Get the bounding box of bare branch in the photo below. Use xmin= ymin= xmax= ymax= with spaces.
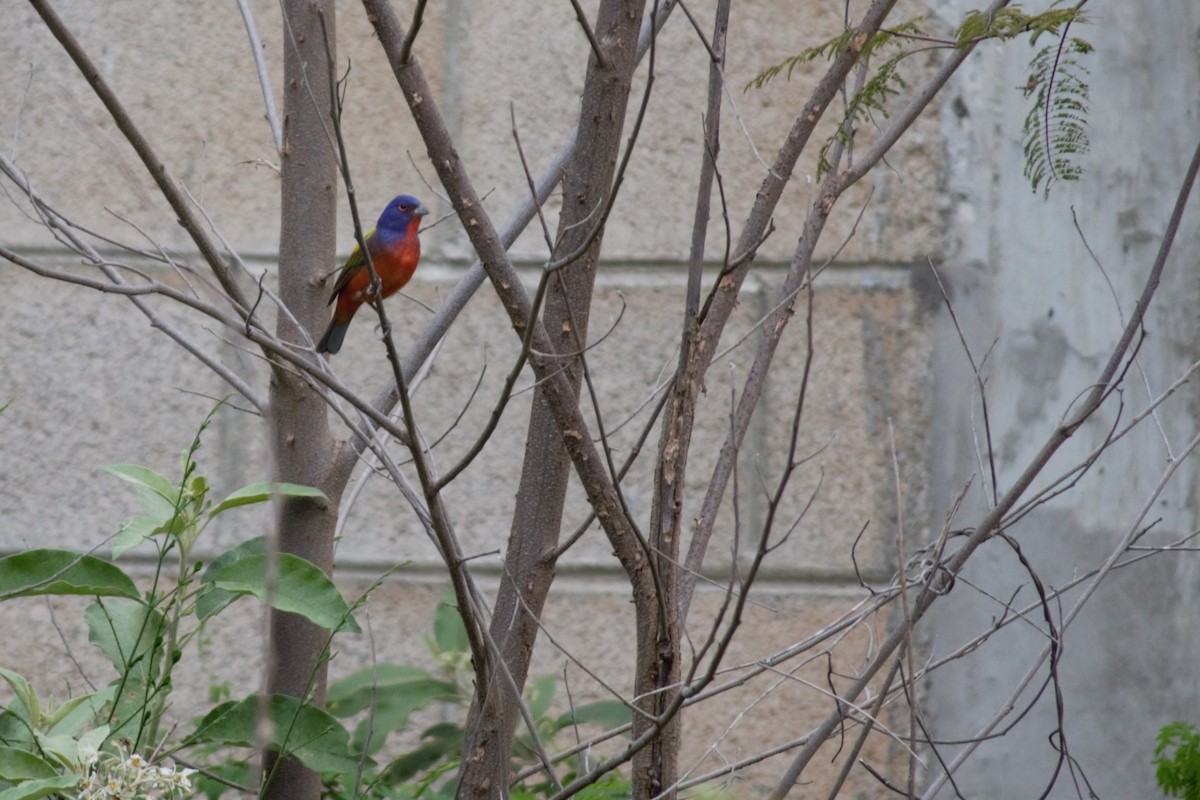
xmin=768 ymin=134 xmax=1200 ymax=800
xmin=398 ymin=0 xmax=427 ymax=64
xmin=567 ymin=0 xmax=608 ymax=69
xmin=29 ymin=0 xmax=257 ymax=324
xmin=0 ymin=158 xmax=267 ymax=411
xmin=235 ymin=0 xmax=284 ymax=152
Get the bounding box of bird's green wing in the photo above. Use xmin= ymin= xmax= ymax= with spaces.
xmin=326 ymin=228 xmax=375 ymax=303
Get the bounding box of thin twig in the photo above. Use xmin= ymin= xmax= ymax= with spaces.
xmin=235 ymin=0 xmax=283 ymax=152
xmin=398 ymin=0 xmax=427 ymax=63
xmin=568 ymin=0 xmax=608 ymax=68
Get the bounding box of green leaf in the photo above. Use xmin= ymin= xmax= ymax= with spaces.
xmin=85 ymin=598 xmax=163 ymax=677
xmin=0 ymin=775 xmax=81 ymax=800
xmin=380 ymin=722 xmax=461 ymax=783
xmin=328 ymin=665 xmax=458 ymax=754
xmin=0 ymin=550 xmax=139 ymax=601
xmin=41 ymin=691 xmax=110 ymax=742
xmin=526 ymin=675 xmax=556 ymax=721
xmin=29 ymin=733 xmax=79 ymax=770
xmin=137 ymin=484 xmax=182 ymax=521
xmin=194 ymin=761 xmax=251 ymax=800
xmin=0 ymin=747 xmax=57 ymax=781
xmin=0 ymin=669 xmax=41 ymax=730
xmin=186 ymin=694 xmax=361 ymax=775
xmin=105 ymin=465 xmax=180 ymax=504
xmin=195 ymin=538 xmax=266 ymax=621
xmin=0 ymin=711 xmax=32 ymax=750
xmin=206 ymin=553 xmax=360 ymax=633
xmin=41 ymin=694 xmax=100 ymax=736
xmin=111 ymin=514 xmax=165 ymax=559
xmin=553 ymin=700 xmax=632 ymax=733
xmin=1020 ymin=36 xmax=1092 ymax=197
xmin=328 ymin=665 xmax=456 ymax=716
xmin=209 ymin=482 xmax=326 ymax=517
xmin=85 ymin=599 xmax=163 ymax=738
xmin=432 ymin=594 xmax=469 ymax=655
xmin=1154 ymin=721 xmax=1200 ymax=798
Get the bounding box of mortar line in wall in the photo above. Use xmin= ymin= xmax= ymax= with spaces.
xmin=0 ymin=243 xmax=925 ymax=276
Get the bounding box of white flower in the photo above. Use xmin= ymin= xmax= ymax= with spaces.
xmin=78 ymin=743 xmax=101 ymax=768
xmin=168 ymin=766 xmax=197 ymax=790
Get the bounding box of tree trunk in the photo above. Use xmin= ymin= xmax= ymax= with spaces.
xmin=263 ymin=2 xmax=340 ymax=798
xmin=456 ymin=1 xmax=650 ymax=797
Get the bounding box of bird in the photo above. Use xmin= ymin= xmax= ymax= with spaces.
xmin=316 ymin=194 xmax=429 ymax=355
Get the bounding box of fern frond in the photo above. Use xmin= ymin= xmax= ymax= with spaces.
xmin=816 ymin=51 xmax=911 ymax=178
xmin=956 ymin=4 xmax=1083 ymax=47
xmin=1021 ymin=35 xmax=1092 ymax=197
xmin=746 ymin=18 xmax=926 ymax=92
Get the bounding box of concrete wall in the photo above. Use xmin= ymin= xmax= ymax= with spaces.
xmin=1 ymin=0 xmax=1197 ymax=797
xmin=926 ymin=1 xmax=1200 ymax=796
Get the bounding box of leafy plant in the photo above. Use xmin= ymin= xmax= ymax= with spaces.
xmin=747 ymin=3 xmax=1092 ymax=191
xmin=1021 ymin=35 xmax=1092 ymax=197
xmin=955 ymin=4 xmax=1082 ymax=46
xmin=0 ymin=403 xmax=634 ymax=799
xmin=1155 ymin=722 xmax=1200 ymax=800
xmin=318 ymin=592 xmax=634 ymax=799
xmin=0 ymin=404 xmax=350 ymax=798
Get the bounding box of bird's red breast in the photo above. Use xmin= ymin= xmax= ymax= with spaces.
xmin=331 ymin=219 xmax=422 ymax=324
xmin=316 ymin=193 xmax=428 ymax=355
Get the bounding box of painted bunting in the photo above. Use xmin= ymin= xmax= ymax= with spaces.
xmin=316 ymin=194 xmax=430 ymax=354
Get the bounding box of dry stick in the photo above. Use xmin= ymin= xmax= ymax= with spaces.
xmin=397 ymin=0 xmax=426 ymax=64
xmin=568 ymin=0 xmax=608 ymax=68
xmin=680 ymin=0 xmax=1013 ymax=625
xmin=0 ymin=176 xmax=422 ymax=462
xmin=371 ymin=383 xmax=571 ymax=800
xmin=691 ymin=271 xmax=818 ymax=686
xmin=661 ymin=0 xmax=903 ymax=624
xmin=921 ymin=391 xmax=1200 ymax=796
xmin=767 ymin=135 xmax=1200 ymax=800
xmin=557 ymin=287 xmax=825 ymax=799
xmin=0 ymin=162 xmax=267 ymax=411
xmin=314 ymin=29 xmax=544 ymax=782
xmin=427 ymin=109 xmax=560 ymax=492
xmin=889 ymin=420 xmax=921 ymax=797
xmin=360 ymin=0 xmax=648 ymax=588
xmin=678 ymin=115 xmax=861 ymax=620
xmin=1004 ymin=355 xmax=1200 ymax=522
xmin=661 ymin=0 xmax=731 ymax=624
xmin=526 ymin=513 xmax=1197 ymax=793
xmin=529 ymin=0 xmax=676 ymax=786
xmin=692 ymin=0 xmax=903 ymax=339
xmin=1072 ymin=208 xmax=1175 ymax=457
xmin=29 ymin=0 xmax=256 ymax=323
xmin=179 ymin=183 xmax=314 ymax=351
xmin=235 ymin=0 xmax=283 ymax=152
xmin=355 ymin=2 xmax=676 ymax=400
xmin=340 ymin=1 xmax=680 ymax=484
xmin=927 ymin=260 xmax=1001 ymax=505
xmin=362 ymin=4 xmax=686 ymax=794
xmin=0 ymin=228 xmax=428 ymax=451
xmin=15 ymin=1 xmax=580 ymax=478
xmin=553 ymin=387 xmax=674 ymax=559
xmin=314 ymin=20 xmax=509 ymax=749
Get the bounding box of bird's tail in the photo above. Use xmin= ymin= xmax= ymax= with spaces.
xmin=317 ymin=320 xmax=350 ymax=355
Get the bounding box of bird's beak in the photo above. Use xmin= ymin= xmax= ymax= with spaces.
xmin=414 ymin=203 xmax=430 ymax=218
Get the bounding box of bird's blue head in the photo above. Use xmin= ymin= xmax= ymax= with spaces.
xmin=376 ymin=194 xmax=429 ymax=233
